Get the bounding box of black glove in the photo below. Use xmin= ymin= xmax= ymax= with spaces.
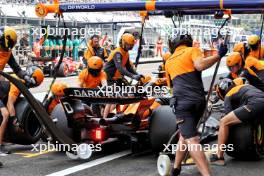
xmin=218 ymin=44 xmax=228 ymax=58
xmin=24 ymin=75 xmax=36 ymax=87
xmin=139 ymin=74 xmax=145 ymax=79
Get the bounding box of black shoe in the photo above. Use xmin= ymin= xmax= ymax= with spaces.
xmin=0 ymin=145 xmax=11 ymax=155
xmin=210 ymin=154 xmax=225 ymax=166
xmin=0 ymin=162 xmax=3 ymax=167
xmin=170 ymin=167 xmax=181 ymax=176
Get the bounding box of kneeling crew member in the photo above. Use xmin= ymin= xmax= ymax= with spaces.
xmin=226 ymin=49 xmax=264 ymax=91
xmin=79 ymin=56 xmax=108 ymax=118
xmin=46 ymin=82 xmax=68 ymax=115
xmin=165 ymin=34 xmax=228 ymax=176
xmin=7 ymin=66 xmax=44 ymax=126
xmin=210 ymin=78 xmax=264 ymax=165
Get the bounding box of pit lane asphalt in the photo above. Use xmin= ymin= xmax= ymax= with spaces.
xmin=2 ymin=140 xmax=264 ymax=176
xmin=3 ymin=61 xmax=263 ymax=176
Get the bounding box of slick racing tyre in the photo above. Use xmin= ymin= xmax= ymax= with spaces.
xmin=226 ymin=118 xmax=264 ymax=159
xmin=50 ymin=104 xmax=75 ymax=141
xmin=149 ymin=106 xmax=178 ymax=153
xmin=3 ymin=97 xmax=42 ymax=145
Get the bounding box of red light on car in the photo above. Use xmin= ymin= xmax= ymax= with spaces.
xmin=95 ymin=128 xmax=103 ymax=141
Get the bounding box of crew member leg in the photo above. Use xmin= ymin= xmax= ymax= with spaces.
xmin=187 ymin=136 xmax=211 ymax=176
xmin=173 ymin=135 xmax=187 ymax=170
xmin=210 ymin=106 xmax=247 ymax=165
xmin=218 ymin=112 xmax=241 ymax=157
xmin=0 ymin=107 xmax=10 ymax=154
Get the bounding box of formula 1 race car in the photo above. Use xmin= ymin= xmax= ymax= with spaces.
xmin=31 ymin=56 xmax=83 ymax=77
xmin=1 ymin=67 xmax=263 ymax=161
xmin=2 ymin=83 xmax=263 ymax=161
xmin=48 ymin=76 xmax=170 ymax=155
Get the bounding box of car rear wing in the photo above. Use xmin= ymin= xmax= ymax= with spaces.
xmin=63 ymin=88 xmax=146 ymax=105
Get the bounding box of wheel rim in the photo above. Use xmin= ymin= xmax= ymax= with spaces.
xmin=77 ymin=143 xmax=92 ymax=160
xmin=66 ymin=151 xmax=79 ymax=160
xmin=255 ymin=122 xmax=264 ymax=155
xmin=257 ymin=124 xmax=263 ymax=145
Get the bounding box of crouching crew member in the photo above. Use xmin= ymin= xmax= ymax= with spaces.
xmin=226 ymin=50 xmax=264 ymax=91
xmin=46 ymin=82 xmax=68 ymax=115
xmin=165 ymin=33 xmax=228 ymax=176
xmin=210 ymin=78 xmax=264 ymax=165
xmin=79 ymin=56 xmax=107 ymax=88
xmin=79 ymin=56 xmax=108 ymax=118
xmin=7 ymin=66 xmax=44 ymax=128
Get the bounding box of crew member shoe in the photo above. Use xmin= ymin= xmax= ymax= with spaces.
xmin=0 ymin=145 xmax=11 ymax=155
xmin=210 ymin=154 xmax=225 ymax=166
xmin=170 ymin=167 xmax=181 ymax=176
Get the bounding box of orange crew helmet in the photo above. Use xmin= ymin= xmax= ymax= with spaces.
xmin=233 ymin=42 xmax=245 ymax=54
xmin=26 ymin=66 xmax=44 ymax=86
xmin=0 ymin=26 xmax=17 ymax=51
xmin=247 ymin=35 xmax=260 ymax=46
xmin=87 ymin=56 xmax=104 ymax=77
xmin=88 ymin=56 xmax=104 ymax=70
xmin=122 ymin=33 xmax=135 ymax=45
xmin=51 ymin=82 xmax=68 ymax=96
xmin=226 ymin=52 xmax=243 ymax=68
xmin=120 ymin=33 xmax=135 ymax=51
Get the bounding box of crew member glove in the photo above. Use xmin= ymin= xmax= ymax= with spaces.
xmin=139 ymin=74 xmax=145 ymax=79
xmin=218 ymin=44 xmax=228 ymax=58
xmin=24 ymin=75 xmax=36 ymax=87
xmin=133 ymin=74 xmax=143 ymax=81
